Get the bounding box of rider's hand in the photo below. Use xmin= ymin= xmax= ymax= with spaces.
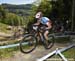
xmin=33 ymin=26 xmax=38 ymax=31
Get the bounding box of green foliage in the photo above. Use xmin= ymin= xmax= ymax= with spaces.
xmin=1 ymin=3 xmax=34 ymax=16
xmin=0 ymin=46 xmax=19 ymax=58
xmin=0 ymin=5 xmax=7 ymax=19
xmin=31 ymin=5 xmax=38 ymax=15
xmin=63 ymin=47 xmax=75 ymax=58
xmin=52 ymin=0 xmax=72 ymax=19
xmin=0 ymin=0 xmax=74 ymax=30
xmin=37 ymin=0 xmax=52 ymax=17
xmin=0 ymin=4 xmax=38 ymax=27
xmin=0 ymin=12 xmax=25 ymax=26
xmin=55 ymin=37 xmax=71 ymax=43
xmin=0 ymin=22 xmax=8 ymax=33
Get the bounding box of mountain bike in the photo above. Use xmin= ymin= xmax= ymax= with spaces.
xmin=20 ymin=25 xmax=54 ymax=54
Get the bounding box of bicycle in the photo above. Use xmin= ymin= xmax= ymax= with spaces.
xmin=19 ymin=25 xmax=54 ymax=54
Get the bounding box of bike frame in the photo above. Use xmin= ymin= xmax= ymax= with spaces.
xmin=33 ymin=29 xmax=46 ymax=44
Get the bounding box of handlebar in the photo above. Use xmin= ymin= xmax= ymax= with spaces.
xmin=32 ymin=25 xmax=47 ymax=32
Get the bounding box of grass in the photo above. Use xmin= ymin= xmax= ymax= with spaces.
xmin=54 ymin=37 xmax=71 ymax=43
xmin=48 ymin=47 xmax=75 ymax=61
xmin=0 ymin=23 xmax=20 ymax=58
xmin=62 ymin=47 xmax=75 ymax=58
xmin=0 ymin=42 xmax=34 ymax=58
xmin=0 ymin=23 xmax=9 ymax=33
xmin=0 ymin=39 xmax=20 ymax=58
xmin=0 ymin=46 xmax=19 ymax=58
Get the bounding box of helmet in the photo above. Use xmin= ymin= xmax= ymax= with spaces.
xmin=35 ymin=12 xmax=42 ymax=19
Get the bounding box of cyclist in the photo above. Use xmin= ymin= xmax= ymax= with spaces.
xmin=33 ymin=11 xmax=52 ymax=41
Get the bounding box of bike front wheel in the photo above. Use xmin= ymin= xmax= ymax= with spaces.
xmin=20 ymin=34 xmax=37 ymax=54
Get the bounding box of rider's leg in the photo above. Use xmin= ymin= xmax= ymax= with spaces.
xmin=44 ymin=30 xmax=49 ymax=40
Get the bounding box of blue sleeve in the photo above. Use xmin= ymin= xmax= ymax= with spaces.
xmin=41 ymin=17 xmax=49 ymax=24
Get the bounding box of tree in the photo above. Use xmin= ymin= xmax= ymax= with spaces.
xmin=0 ymin=5 xmax=7 ymax=19
xmin=37 ymin=0 xmax=52 ymax=17
xmin=71 ymin=0 xmax=75 ymax=31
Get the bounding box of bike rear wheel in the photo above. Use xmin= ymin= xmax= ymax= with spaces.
xmin=43 ymin=35 xmax=54 ymax=49
xmin=20 ymin=34 xmax=37 ymax=53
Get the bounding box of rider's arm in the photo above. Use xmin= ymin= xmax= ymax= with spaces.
xmin=34 ymin=20 xmax=41 ymax=25
xmin=46 ymin=20 xmax=52 ymax=29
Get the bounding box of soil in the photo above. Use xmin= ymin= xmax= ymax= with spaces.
xmin=0 ymin=43 xmax=72 ymax=61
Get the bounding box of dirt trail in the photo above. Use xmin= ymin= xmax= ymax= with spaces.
xmin=0 ymin=43 xmax=70 ymax=61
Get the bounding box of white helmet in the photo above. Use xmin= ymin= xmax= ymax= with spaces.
xmin=35 ymin=12 xmax=42 ymax=18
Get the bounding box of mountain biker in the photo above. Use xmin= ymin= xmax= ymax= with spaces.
xmin=33 ymin=12 xmax=52 ymax=41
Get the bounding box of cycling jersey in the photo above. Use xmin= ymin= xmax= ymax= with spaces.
xmin=40 ymin=17 xmax=50 ymax=25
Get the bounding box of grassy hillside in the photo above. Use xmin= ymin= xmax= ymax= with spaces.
xmin=1 ymin=3 xmax=34 ymax=16
xmin=0 ymin=22 xmax=9 ymax=33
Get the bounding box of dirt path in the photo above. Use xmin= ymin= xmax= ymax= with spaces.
xmin=0 ymin=43 xmax=70 ymax=61
xmin=0 ymin=35 xmax=75 ymax=61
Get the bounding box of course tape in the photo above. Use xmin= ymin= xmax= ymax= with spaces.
xmin=0 ymin=43 xmax=19 ymax=49
xmin=0 ymin=42 xmax=28 ymax=49
xmin=37 ymin=44 xmax=75 ymax=61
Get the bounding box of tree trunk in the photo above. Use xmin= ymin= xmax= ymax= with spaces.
xmin=71 ymin=0 xmax=75 ymax=31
